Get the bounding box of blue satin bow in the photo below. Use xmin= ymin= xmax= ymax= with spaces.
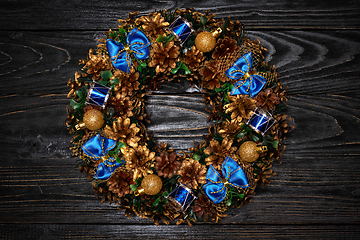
xmin=202 ymin=156 xmax=249 ymax=204
xmin=226 ymin=52 xmax=267 ymax=97
xmin=106 ymin=28 xmax=151 ymax=73
xmin=81 ymin=134 xmax=124 ymax=181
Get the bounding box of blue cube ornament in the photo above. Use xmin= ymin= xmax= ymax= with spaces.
xmin=247 ymin=107 xmax=276 ymax=136
xmin=167 ymin=16 xmax=194 ymax=46
xmin=165 ymin=183 xmax=197 ymax=212
xmin=86 ymin=82 xmax=111 ymax=108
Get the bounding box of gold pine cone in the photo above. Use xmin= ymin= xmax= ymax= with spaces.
xmin=199 ymin=60 xmax=227 ymax=90
xmin=102 ymin=117 xmax=141 ymax=148
xmin=107 ymin=171 xmax=135 ymax=198
xmin=224 ymin=94 xmax=256 ymax=123
xmin=212 ymin=37 xmax=240 ymax=59
xmin=183 ymin=46 xmax=205 ymax=72
xmin=135 ymin=12 xmax=169 ymax=40
xmin=154 ymin=151 xmax=181 ymax=179
xmin=204 ymin=138 xmax=237 ymax=171
xmin=121 ymin=145 xmax=155 ymax=180
xmin=148 ymin=41 xmax=180 ymax=74
xmin=177 ymin=159 xmax=207 ymax=189
xmin=254 ymin=88 xmax=280 ymax=112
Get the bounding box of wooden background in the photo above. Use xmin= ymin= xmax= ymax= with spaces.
xmin=1 ymin=0 xmax=360 ymax=239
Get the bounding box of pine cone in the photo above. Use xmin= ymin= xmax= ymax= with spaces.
xmin=67 ymin=74 xmax=83 ymax=98
xmin=212 ymin=37 xmax=240 ymax=59
xmin=217 ymin=120 xmax=243 ymax=138
xmin=204 ymin=138 xmax=237 ymax=171
xmin=177 ymin=159 xmax=207 ymax=189
xmin=121 ymin=145 xmax=155 ymax=180
xmin=148 ymin=41 xmax=180 ymax=74
xmin=146 ymin=74 xmax=166 ymax=91
xmin=255 ymin=88 xmax=280 ymax=112
xmin=199 ymin=60 xmax=227 ymax=90
xmin=183 ymin=46 xmax=205 ymax=72
xmin=272 ymin=82 xmax=289 ymax=103
xmin=112 ymin=68 xmax=141 ymax=96
xmin=214 ymin=17 xmax=245 ymax=40
xmin=117 ymin=11 xmax=139 ymax=30
xmin=135 ymin=12 xmax=169 ymax=40
xmin=81 ymin=49 xmax=110 ymax=80
xmin=154 ymin=151 xmax=181 ymax=178
xmin=107 ymin=92 xmax=134 ymax=118
xmin=224 ymin=94 xmax=256 ymax=123
xmin=192 ymin=193 xmax=216 ymax=221
xmin=102 ymin=117 xmax=141 ymax=148
xmin=270 ymin=113 xmax=294 ymax=141
xmin=107 ymin=171 xmax=135 ymax=198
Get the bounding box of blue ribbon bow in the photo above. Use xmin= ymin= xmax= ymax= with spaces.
xmin=202 ymin=156 xmax=249 ymax=204
xmin=106 ymin=28 xmax=151 ymax=73
xmin=81 ymin=134 xmax=124 ymax=181
xmin=225 ymin=52 xmax=267 ymax=97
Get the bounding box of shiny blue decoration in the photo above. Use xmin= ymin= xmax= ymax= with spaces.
xmin=167 ymin=16 xmax=194 ymax=46
xmin=81 ymin=134 xmax=124 ymax=181
xmin=203 ymin=156 xmax=249 ymax=204
xmin=106 ymin=28 xmax=150 ymax=73
xmin=247 ymin=107 xmax=276 ymax=136
xmin=226 ymin=52 xmax=267 ymax=97
xmin=166 ymin=183 xmax=196 ymax=212
xmin=86 ymin=82 xmax=111 ymax=108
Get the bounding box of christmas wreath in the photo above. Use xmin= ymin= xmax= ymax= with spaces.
xmin=66 ymin=8 xmax=293 ymax=226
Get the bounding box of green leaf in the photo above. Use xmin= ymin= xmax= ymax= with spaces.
xmin=272 ymin=140 xmax=279 ymax=149
xmin=130 ymin=184 xmax=138 ymax=192
xmin=237 ymin=193 xmax=245 ymax=199
xmin=119 ymin=27 xmax=126 ymax=36
xmin=200 ymin=15 xmax=207 ymax=27
xmin=153 ymin=198 xmax=160 ymax=207
xmin=162 ymin=191 xmax=169 ymax=197
xmin=101 ymin=70 xmax=113 ymax=81
xmin=218 ymin=112 xmax=231 ymax=120
xmin=110 ymin=77 xmax=119 ymax=85
xmin=193 ymin=153 xmax=201 ymax=161
xmin=169 ymin=177 xmax=178 ymax=185
xmin=75 ymin=88 xmax=86 ymax=101
xmin=70 ymin=99 xmax=83 ymax=110
xmin=116 ymin=158 xmax=125 ymax=164
xmin=108 ymin=32 xmax=116 ymax=38
xmin=108 ymin=107 xmax=114 ymax=116
xmin=237 ymin=132 xmax=246 ymax=139
xmin=251 ymin=133 xmax=261 ymax=142
xmin=98 ymin=80 xmax=108 ymax=86
xmin=226 ymin=198 xmax=232 ymax=206
xmin=156 ymin=35 xmax=163 ymax=42
xmin=117 ymin=141 xmax=126 ymax=149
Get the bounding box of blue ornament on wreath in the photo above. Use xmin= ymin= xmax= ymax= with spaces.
xmin=106 ymin=28 xmax=151 ymax=73
xmin=203 ymin=156 xmax=249 ymax=204
xmin=226 ymin=52 xmax=267 ymax=98
xmin=81 ymin=134 xmax=124 ymax=181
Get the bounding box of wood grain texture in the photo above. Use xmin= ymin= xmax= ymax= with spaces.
xmin=1 ymin=1 xmax=360 ymax=238
xmin=1 ymin=224 xmax=360 ymax=240
xmin=1 ymin=0 xmax=360 ymax=30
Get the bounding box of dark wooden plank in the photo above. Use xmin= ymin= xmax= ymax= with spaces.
xmin=1 ymin=224 xmax=360 ymax=239
xmin=1 ymin=26 xmax=360 ymax=239
xmin=0 ymin=91 xmax=360 ymax=225
xmin=1 ymin=30 xmax=360 ymax=95
xmin=1 ymin=155 xmax=360 ymax=225
xmin=0 ymin=0 xmax=360 ymax=30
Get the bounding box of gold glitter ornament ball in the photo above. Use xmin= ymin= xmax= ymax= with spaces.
xmin=195 ymin=31 xmax=217 ymax=52
xmin=139 ymin=174 xmax=163 ymax=195
xmin=83 ymin=109 xmax=104 ymax=131
xmin=239 ymin=141 xmax=259 ymax=162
